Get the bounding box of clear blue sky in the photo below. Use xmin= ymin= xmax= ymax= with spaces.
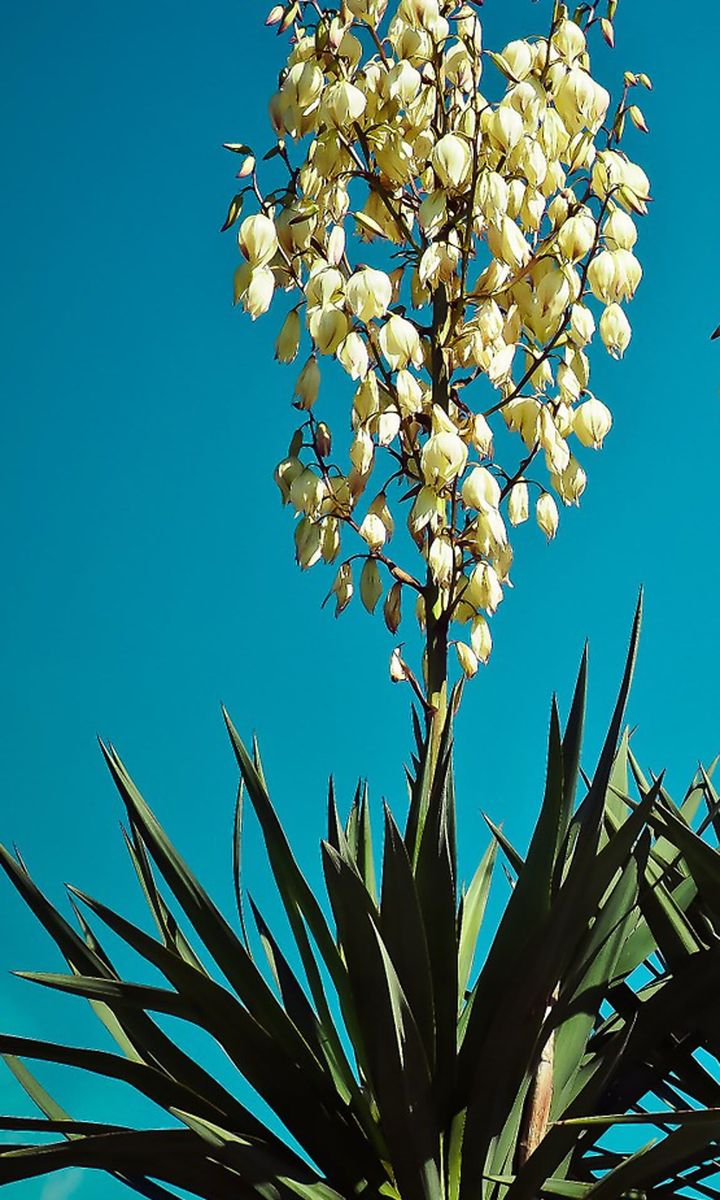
xmin=1 ymin=2 xmax=719 ymax=1197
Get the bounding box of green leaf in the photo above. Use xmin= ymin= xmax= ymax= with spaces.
xmin=220 ymin=192 xmax=245 ymax=232
xmin=457 ymin=838 xmax=497 ymax=1002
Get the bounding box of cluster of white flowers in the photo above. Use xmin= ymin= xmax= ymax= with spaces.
xmin=226 ymin=0 xmax=650 ymax=683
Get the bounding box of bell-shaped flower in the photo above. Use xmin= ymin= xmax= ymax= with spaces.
xmin=431 ymin=133 xmax=473 ymax=192
xmin=465 ymin=561 xmax=504 ymax=614
xmin=346 ymin=267 xmax=393 ymax=322
xmin=508 ymin=480 xmax=529 ymax=526
xmin=600 ymin=304 xmax=632 ymax=359
xmin=337 ymin=331 xmax=370 ymax=379
xmin=470 ymin=615 xmax=492 ymax=664
xmin=238 ymin=214 xmax=279 ymax=267
xmin=275 ymin=309 xmax=301 ymax=363
xmin=293 ymin=356 xmax=320 ymax=409
xmin=573 ymin=398 xmax=613 ymax=448
xmin=379 ymin=314 xmax=424 ymax=369
xmin=322 ymin=81 xmax=367 ymax=128
xmin=462 ymin=466 xmax=501 ymax=512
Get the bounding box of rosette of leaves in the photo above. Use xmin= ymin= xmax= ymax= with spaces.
xmin=2 ymin=601 xmax=720 ymax=1200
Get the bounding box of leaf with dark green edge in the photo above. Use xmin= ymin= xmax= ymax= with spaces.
xmin=403 ymin=683 xmax=454 ymax=865
xmin=380 ymin=805 xmax=435 ymax=1070
xmin=64 ymin=889 xmax=374 ymax=1187
xmin=0 ymin=1116 xmax=129 ymax=1134
xmin=457 ymin=838 xmax=497 ymax=1003
xmin=249 ymin=896 xmax=324 ymax=1054
xmin=233 ymin=781 xmax=252 ymax=954
xmin=484 ymin=1176 xmax=591 ymax=1198
xmin=483 ymin=817 xmax=523 ymax=876
xmin=0 ymin=842 xmax=243 ymax=1115
xmin=458 ymin=755 xmax=656 ymax=1200
xmin=636 ymin=857 xmax=704 ymax=968
xmin=1 ymin=1034 xmax=275 ymax=1137
xmin=171 ymin=1108 xmax=328 ymax=1200
xmin=413 ymin=736 xmax=458 ymax=1119
xmin=326 ymin=777 xmax=345 ymax=854
xmin=616 ymin=874 xmax=697 ymax=977
xmin=699 ymin=763 xmax=720 ymax=842
xmin=281 ymin=1180 xmax=349 ymax=1200
xmin=603 ymin=729 xmax=631 ymax=829
xmin=4 ymin=1055 xmax=73 ymax=1126
xmin=557 ymin=1108 xmax=720 ymax=1127
xmin=458 ymin=696 xmax=567 ymax=1076
xmin=101 ymin=741 xmax=333 ymax=1064
xmin=222 ymin=709 xmax=379 ymax=1135
xmin=552 ymin=852 xmax=639 ymax=1114
xmin=357 ymin=784 xmax=377 ymax=903
xmin=322 ymin=843 xmax=441 ymax=1200
xmin=595 ymin=947 xmax=720 ymax=1119
xmin=0 ymin=1129 xmax=254 ymax=1198
xmin=122 ymin=822 xmax=208 ymax=975
xmin=447 ymin=1108 xmax=465 ymax=1200
xmin=649 ymin=802 xmax=720 ymax=922
xmin=345 ymin=789 xmax=360 ymax=862
xmin=558 ymin=645 xmax=588 ymax=851
xmin=582 ymin=1117 xmax=720 ymax=1199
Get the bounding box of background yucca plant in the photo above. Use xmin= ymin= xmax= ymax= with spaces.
xmin=2 ymin=599 xmax=720 ymax=1200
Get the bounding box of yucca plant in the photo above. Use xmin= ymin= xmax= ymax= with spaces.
xmin=3 ymin=1 xmax=720 ymax=1197
xmin=2 ymin=598 xmax=720 ymax=1199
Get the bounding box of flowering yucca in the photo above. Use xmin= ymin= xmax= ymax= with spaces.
xmin=225 ymin=0 xmax=650 ymax=732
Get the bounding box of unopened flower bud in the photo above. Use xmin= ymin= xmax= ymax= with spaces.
xmin=330 ymin=562 xmax=354 ymax=615
xmin=327 ymin=225 xmax=346 ymax=266
xmin=360 ymin=558 xmax=383 ymax=613
xmin=536 ymin=492 xmax=559 ymax=540
xmin=266 ymin=4 xmax=284 ymax=25
xmin=384 ymin=582 xmax=402 ymax=634
xmin=359 ymin=512 xmax=387 ymax=551
xmin=508 ymin=480 xmax=529 ymax=526
xmin=294 ymin=356 xmax=321 ymax=409
xmin=456 ymin=642 xmax=479 ymax=679
xmin=389 ymin=646 xmax=408 ymax=683
xmin=275 ymin=309 xmax=301 ymax=363
xmin=470 ymin=615 xmax=492 ymax=664
xmin=314 ymin=422 xmax=332 ymax=458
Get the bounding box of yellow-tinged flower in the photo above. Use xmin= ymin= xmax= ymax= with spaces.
xmin=294 ymin=356 xmax=321 ymax=409
xmin=536 ymin=492 xmax=559 ymax=540
xmin=557 ymin=211 xmax=596 ymax=262
xmin=456 ymin=642 xmax=479 ymax=679
xmin=508 ymin=480 xmax=529 ymax=526
xmin=389 ymin=646 xmax=408 ymax=683
xmin=428 ymin=535 xmax=454 ymax=585
xmin=502 ymin=39 xmax=534 ymax=81
xmin=488 ymin=105 xmax=524 ymax=152
xmin=431 ymin=132 xmax=473 ymax=192
xmin=555 ymin=67 xmax=609 ymax=135
xmin=573 ymin=397 xmax=612 ymax=448
xmin=282 ymin=61 xmax=324 ymax=113
xmin=275 ymin=309 xmax=301 ymax=364
xmin=323 ymin=80 xmax=367 ymax=128
xmin=346 ymin=267 xmax=393 ymax=322
xmin=409 ymin=485 xmax=444 ymax=537
xmin=337 ymin=331 xmax=370 ymax=379
xmin=553 ymin=457 xmax=587 ymax=506
xmin=469 ymin=412 xmax=494 ymax=457
xmin=350 ymin=429 xmax=374 ymax=476
xmin=465 ymin=561 xmax=504 ymax=614
xmin=309 ymin=306 xmax=350 ymax=355
xmin=462 ymin=466 xmax=501 ymax=512
xmin=552 ymin=19 xmax=586 ymax=63
xmin=243 ymin=266 xmax=275 ymax=319
xmin=603 ymin=208 xmax=638 ymax=250
xmin=359 ymin=512 xmax=387 ymax=551
xmin=387 ymin=59 xmax=422 ymax=104
xmin=487 ymin=215 xmax=531 ymax=269
xmin=290 ymin=468 xmax=327 ymax=518
xmin=569 ymin=303 xmax=596 ymax=345
xmin=421 ymin=430 xmax=468 ymax=488
xmin=379 ymin=314 xmax=423 ymax=369
xmin=321 ymin=517 xmax=341 ymax=564
xmin=396 ymin=369 xmax=424 ymax=416
xmin=238 ymin=213 xmax=279 ymax=267
xmin=470 ymin=615 xmax=492 ymax=664
xmin=274 ymin=456 xmax=304 ymax=504
xmin=600 ymin=303 xmax=632 ymax=359
xmin=353 ymin=374 xmax=380 ymax=424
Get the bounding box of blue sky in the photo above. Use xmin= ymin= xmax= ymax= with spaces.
xmin=1 ymin=1 xmax=719 ymax=1197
